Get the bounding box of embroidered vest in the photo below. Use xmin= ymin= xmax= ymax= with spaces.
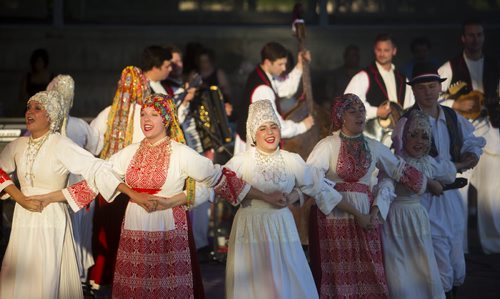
xmin=364 ymin=62 xmax=406 ymax=108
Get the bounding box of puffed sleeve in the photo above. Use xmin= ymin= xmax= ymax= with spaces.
xmin=429 ymin=156 xmax=456 ymax=184
xmin=306 ymin=137 xmax=334 ymax=176
xmin=373 ymin=140 xmax=427 ymax=196
xmin=372 ymin=171 xmax=396 ymax=221
xmin=287 ymin=151 xmax=342 ymax=215
xmin=177 ymin=143 xmax=250 ymax=205
xmin=57 ymin=136 xmax=121 ymax=212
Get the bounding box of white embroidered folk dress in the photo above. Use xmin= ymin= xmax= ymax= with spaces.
xmin=306 ymin=132 xmax=426 ymax=298
xmin=224 ymin=147 xmax=341 ymax=299
xmin=392 ymin=106 xmax=485 ymax=291
xmin=382 ymin=155 xmax=456 ymax=299
xmin=105 ymin=137 xmax=249 ymax=299
xmin=0 ymin=133 xmax=114 ymax=299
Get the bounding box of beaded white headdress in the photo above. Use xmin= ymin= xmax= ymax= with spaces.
xmin=47 ymin=74 xmax=75 ymax=115
xmin=27 ymin=90 xmax=65 ymax=132
xmin=246 ymin=100 xmax=281 ymax=146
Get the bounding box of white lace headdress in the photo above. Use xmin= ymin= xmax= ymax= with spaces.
xmin=246 ymin=100 xmax=281 ymax=146
xmin=47 ymin=74 xmax=75 ymax=116
xmin=27 ymin=90 xmax=65 ymax=132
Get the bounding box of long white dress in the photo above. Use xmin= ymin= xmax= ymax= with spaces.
xmin=0 ymin=132 xmax=116 ymax=299
xmin=381 ymin=155 xmax=456 ymax=299
xmin=392 ymin=106 xmax=485 ymax=292
xmin=224 ymin=147 xmax=341 ymax=299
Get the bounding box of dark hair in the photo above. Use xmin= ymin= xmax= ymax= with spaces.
xmin=461 ymin=19 xmax=484 ymax=35
xmin=410 ymin=36 xmax=431 ymax=53
xmin=260 ymin=42 xmax=288 ymax=63
xmin=199 ymin=48 xmax=216 ymax=64
xmin=374 ymin=33 xmax=396 ymax=47
xmin=30 ymin=48 xmax=49 ymax=70
xmin=140 ymin=45 xmax=172 ymax=72
xmin=343 ymin=44 xmax=359 ymax=58
xmin=164 ymin=44 xmax=182 ymax=56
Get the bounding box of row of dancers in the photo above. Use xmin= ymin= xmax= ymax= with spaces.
xmin=0 ymin=40 xmax=490 ymax=299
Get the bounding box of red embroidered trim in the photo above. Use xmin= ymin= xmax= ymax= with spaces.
xmin=214 ymin=167 xmax=246 ymax=205
xmin=67 ymin=181 xmax=97 ymax=209
xmin=399 ymin=164 xmax=424 ymax=194
xmin=316 ymin=212 xmax=388 ymax=297
xmin=0 ymin=168 xmax=11 ymax=198
xmin=0 ymin=168 xmax=11 ymax=185
xmin=335 ymin=182 xmax=370 ymax=194
xmin=112 ymin=206 xmax=192 ymax=298
xmin=126 ymin=139 xmax=170 ymax=190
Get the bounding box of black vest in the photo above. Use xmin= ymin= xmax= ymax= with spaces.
xmin=404 ymin=105 xmax=463 ymax=162
xmin=236 ymin=65 xmax=277 ymax=141
xmin=364 ymin=62 xmax=407 ymax=108
xmin=449 ymin=54 xmax=499 ymax=111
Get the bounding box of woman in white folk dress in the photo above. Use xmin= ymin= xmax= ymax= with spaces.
xmin=306 ymin=94 xmax=443 ymax=298
xmin=381 ymin=109 xmax=469 ymax=299
xmin=0 ymin=91 xmax=118 ymax=299
xmin=224 ymin=100 xmax=371 ymax=299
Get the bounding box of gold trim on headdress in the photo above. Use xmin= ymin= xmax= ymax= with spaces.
xmin=100 ymin=66 xmax=150 ymax=160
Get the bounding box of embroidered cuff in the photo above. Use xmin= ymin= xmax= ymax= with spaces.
xmin=214 ymin=167 xmax=250 ymax=205
xmin=0 ymin=169 xmax=13 ymax=199
xmin=399 ymin=164 xmax=426 ymax=195
xmin=64 ymin=180 xmax=97 ymax=212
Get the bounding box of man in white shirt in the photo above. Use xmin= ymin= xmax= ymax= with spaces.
xmin=345 ymin=33 xmax=414 ymax=143
xmin=141 ymin=45 xmax=173 ymax=95
xmin=234 ymin=41 xmax=314 ymax=154
xmin=438 ymin=19 xmax=500 ymax=255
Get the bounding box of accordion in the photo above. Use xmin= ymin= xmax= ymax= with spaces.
xmin=190 ymin=86 xmax=233 ymax=152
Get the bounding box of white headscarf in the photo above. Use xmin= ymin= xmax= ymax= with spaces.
xmin=246 ymin=100 xmax=281 ymax=146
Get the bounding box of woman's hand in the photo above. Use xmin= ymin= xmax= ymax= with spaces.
xmin=264 ymin=191 xmax=288 ymax=208
xmin=285 ymin=190 xmax=301 ymax=205
xmin=27 ymin=191 xmax=65 ymax=209
xmin=129 ymin=191 xmax=159 ymax=213
xmin=355 ymin=213 xmax=373 ymax=230
xmin=17 ymin=195 xmax=44 ymax=212
xmin=156 ymin=192 xmax=188 ymax=211
xmin=369 ymin=206 xmax=380 ymax=226
xmin=427 ymin=179 xmax=444 ymax=196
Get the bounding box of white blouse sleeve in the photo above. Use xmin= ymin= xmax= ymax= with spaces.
xmin=373 ymin=140 xmax=427 ymax=196
xmin=372 ymin=171 xmax=396 ymax=221
xmin=177 ymin=143 xmax=251 ymax=205
xmin=344 ymin=71 xmax=379 ymax=120
xmin=287 ymin=151 xmax=342 ymax=215
xmin=273 ymin=67 xmax=302 ymax=98
xmin=58 ymin=136 xmax=121 ymax=211
xmin=429 ymin=157 xmax=456 ymax=184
